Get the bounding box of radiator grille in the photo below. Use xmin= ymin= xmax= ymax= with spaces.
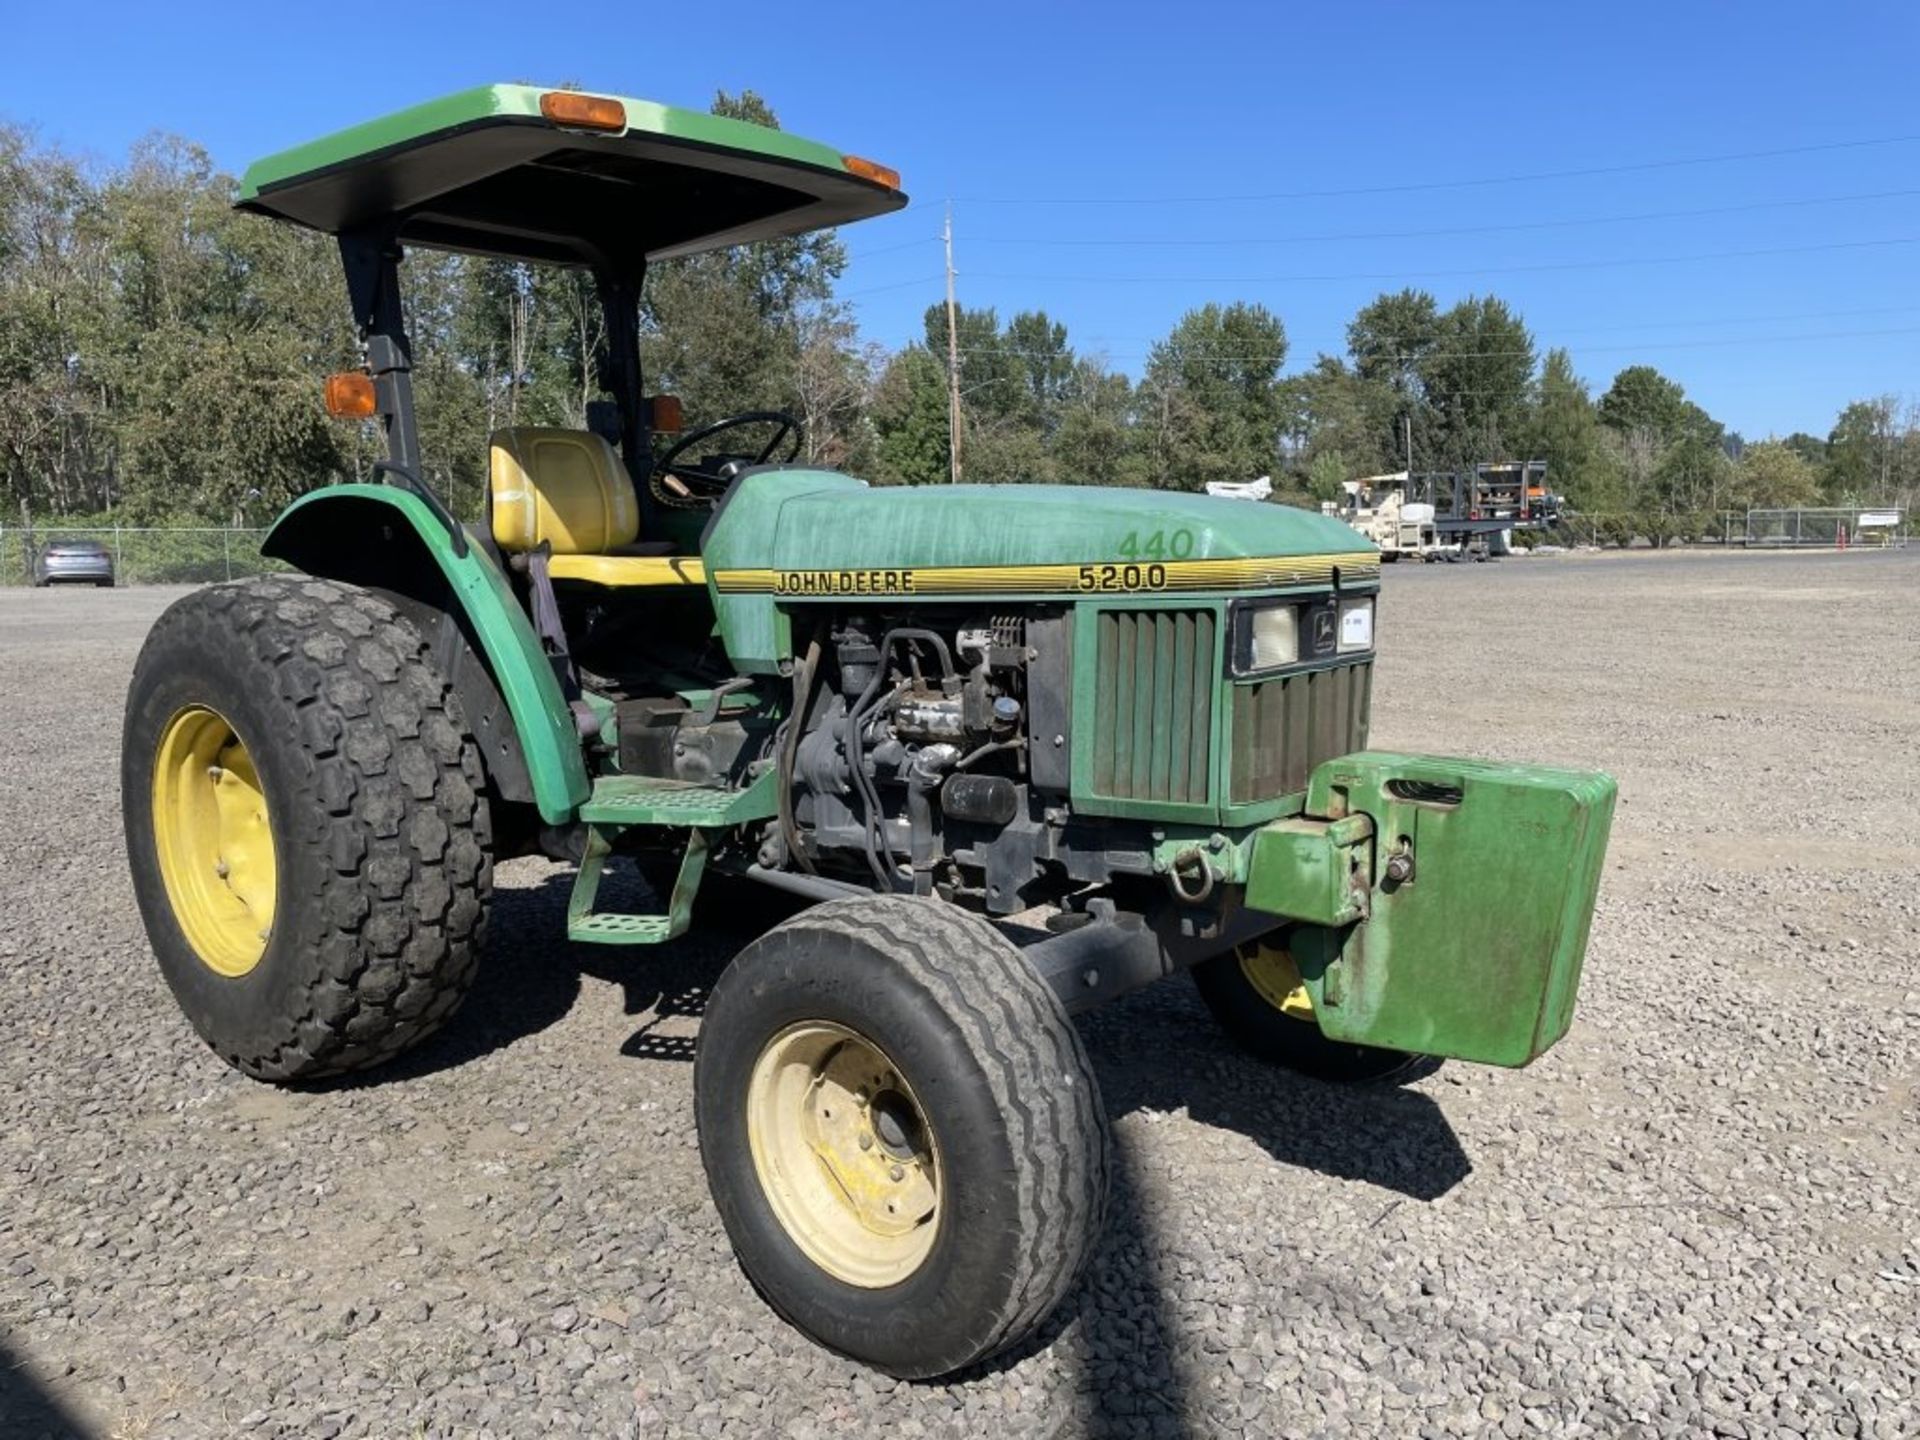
xmin=1090 ymin=608 xmax=1216 ymax=805
xmin=1229 ymin=661 xmax=1373 ymax=803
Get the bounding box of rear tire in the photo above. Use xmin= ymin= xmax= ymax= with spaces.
xmin=694 ymin=896 xmax=1108 ymax=1377
xmin=122 ymin=576 xmax=492 ymax=1081
xmin=1191 ymin=938 xmax=1420 ymax=1083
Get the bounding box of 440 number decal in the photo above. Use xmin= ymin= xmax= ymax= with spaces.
xmin=1114 ymin=528 xmax=1197 ymax=561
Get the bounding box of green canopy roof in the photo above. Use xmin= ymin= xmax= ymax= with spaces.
xmin=236 ymin=84 xmax=908 ymax=268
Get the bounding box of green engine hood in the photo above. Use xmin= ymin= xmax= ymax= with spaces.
xmin=701 ymin=472 xmax=1379 ymax=671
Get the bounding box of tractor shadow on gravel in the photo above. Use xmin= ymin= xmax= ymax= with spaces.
xmin=0 ymin=1336 xmax=93 ymax=1439
xmin=1082 ymin=984 xmax=1472 ymax=1204
xmin=306 ymin=861 xmax=738 ymax=1089
xmin=969 ymin=986 xmax=1473 ymax=1435
xmin=363 ymin=864 xmax=1473 ymax=1208
xmin=375 ymin=868 xmax=1469 ymax=1210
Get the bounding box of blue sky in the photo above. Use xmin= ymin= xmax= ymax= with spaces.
xmin=6 ymin=0 xmax=1917 ymax=438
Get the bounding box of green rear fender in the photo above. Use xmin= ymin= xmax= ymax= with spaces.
xmin=262 ymin=485 xmax=590 ymax=824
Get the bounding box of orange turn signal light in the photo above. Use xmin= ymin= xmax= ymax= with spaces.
xmin=324 ymin=372 xmax=377 ymax=419
xmin=540 ymin=91 xmax=627 ymax=133
xmin=842 ymin=154 xmax=901 ymax=190
xmin=646 ymin=394 xmax=684 ymax=434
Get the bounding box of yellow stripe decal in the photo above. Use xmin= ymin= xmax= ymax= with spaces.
xmin=710 ymin=553 xmax=1379 ymax=598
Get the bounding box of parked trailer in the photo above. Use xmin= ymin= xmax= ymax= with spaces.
xmin=1406 ymin=461 xmax=1561 ymax=555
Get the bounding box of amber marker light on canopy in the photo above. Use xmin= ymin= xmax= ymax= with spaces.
xmin=842 ymin=155 xmax=901 ymax=190
xmin=646 ymin=395 xmax=684 ymax=434
xmin=540 ymin=91 xmax=627 ymax=132
xmin=324 ymin=372 xmax=377 ymax=418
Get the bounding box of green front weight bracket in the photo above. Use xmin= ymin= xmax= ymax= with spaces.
xmin=1244 ymin=751 xmax=1617 ymax=1068
xmin=1244 ymin=812 xmax=1377 ymax=927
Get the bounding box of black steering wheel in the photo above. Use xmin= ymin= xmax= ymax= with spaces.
xmin=652 ymin=410 xmax=804 ymax=501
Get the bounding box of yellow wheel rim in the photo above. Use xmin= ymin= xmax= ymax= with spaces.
xmin=1237 ymin=940 xmax=1317 ymax=1021
xmin=151 ymin=705 xmax=278 ymax=978
xmin=746 ymin=1022 xmax=941 ymax=1288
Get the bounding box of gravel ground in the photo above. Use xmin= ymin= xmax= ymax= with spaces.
xmin=2 ymin=549 xmax=1916 ymax=1440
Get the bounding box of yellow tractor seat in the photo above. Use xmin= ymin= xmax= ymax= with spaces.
xmin=487 ymin=426 xmax=702 ymax=588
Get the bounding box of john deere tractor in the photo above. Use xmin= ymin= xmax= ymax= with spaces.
xmin=121 ymin=86 xmax=1616 ymax=1378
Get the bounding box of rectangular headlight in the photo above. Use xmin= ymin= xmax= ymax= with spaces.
xmin=1247 ymin=604 xmax=1298 ymax=671
xmin=1338 ymin=597 xmax=1374 ymax=653
xmin=1231 ymin=599 xmax=1301 ymax=675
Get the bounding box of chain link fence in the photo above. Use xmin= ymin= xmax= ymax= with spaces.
xmin=1544 ymin=509 xmax=1911 ymax=550
xmin=1739 ymin=506 xmax=1909 ymax=548
xmin=0 ymin=527 xmax=289 ymax=587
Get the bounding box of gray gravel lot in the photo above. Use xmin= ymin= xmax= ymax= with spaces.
xmin=2 ymin=549 xmax=1916 ymax=1439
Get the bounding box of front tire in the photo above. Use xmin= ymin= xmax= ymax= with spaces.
xmin=694 ymin=896 xmax=1108 ymax=1378
xmin=122 ymin=576 xmax=492 ymax=1081
xmin=1191 ymin=937 xmax=1419 ymax=1083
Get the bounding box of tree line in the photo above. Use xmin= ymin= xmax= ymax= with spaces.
xmin=4 ymin=97 xmax=1917 ymax=535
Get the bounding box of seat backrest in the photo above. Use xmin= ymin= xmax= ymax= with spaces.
xmin=489 ymin=427 xmax=640 ymax=555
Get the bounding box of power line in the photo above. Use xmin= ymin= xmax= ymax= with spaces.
xmin=844 ymin=186 xmax=1920 ymax=261
xmin=842 ymin=234 xmax=942 ymax=261
xmin=949 ymin=132 xmax=1920 ymax=206
xmin=969 ymin=233 xmax=1920 ymax=286
xmin=956 ymin=187 xmax=1920 ymax=249
xmin=946 ymin=303 xmax=1920 ymax=351
xmin=838 ymin=273 xmax=946 ymax=299
xmin=947 ymin=323 xmax=1920 ymax=365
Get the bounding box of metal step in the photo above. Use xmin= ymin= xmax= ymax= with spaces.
xmin=569 ymin=912 xmax=674 ymax=944
xmin=577 ymin=772 xmax=776 ymax=828
xmin=565 ymin=826 xmax=712 ymax=947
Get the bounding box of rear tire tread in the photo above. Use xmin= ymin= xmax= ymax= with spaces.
xmin=134 ymin=575 xmax=491 ymax=1081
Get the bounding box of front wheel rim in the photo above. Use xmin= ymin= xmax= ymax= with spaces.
xmin=151 ymin=705 xmax=278 ymax=977
xmin=746 ymin=1022 xmax=941 ymax=1288
xmin=1237 ymin=940 xmax=1317 ymax=1020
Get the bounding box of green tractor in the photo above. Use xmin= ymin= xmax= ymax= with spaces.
xmin=121 ymin=85 xmax=1616 ymax=1378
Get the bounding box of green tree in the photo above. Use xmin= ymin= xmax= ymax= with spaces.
xmin=640 ymin=91 xmax=851 ymax=432
xmin=1278 ymin=355 xmax=1395 ymax=485
xmin=1052 ymin=358 xmax=1146 ymax=487
xmin=915 ymin=304 xmax=1085 ymax=482
xmin=91 ymin=135 xmax=353 ymax=523
xmin=1523 ymin=349 xmax=1612 ymax=509
xmin=1780 ymin=431 xmax=1827 ymax=469
xmin=921 ymin=303 xmax=1022 ymax=422
xmin=1824 ymin=397 xmax=1900 ymax=500
xmin=1345 ymin=288 xmax=1438 ymax=466
xmin=1597 ymin=364 xmax=1720 ymax=448
xmin=1418 ymin=295 xmax=1534 ymax=469
xmin=869 ymin=346 xmax=950 ymax=486
xmin=794 ymin=307 xmax=878 ymax=472
xmin=1003 ymin=310 xmax=1075 ymax=430
xmin=0 ymin=125 xmax=106 ymax=520
xmin=1140 ymin=301 xmax=1288 ymax=490
xmin=1348 ymin=288 xmax=1439 ymax=395
xmin=1733 ymin=440 xmax=1821 ymax=509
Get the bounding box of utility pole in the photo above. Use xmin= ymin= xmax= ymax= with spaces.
xmin=944 ymin=203 xmax=962 ymax=485
xmin=1403 ymin=413 xmax=1413 ymax=479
